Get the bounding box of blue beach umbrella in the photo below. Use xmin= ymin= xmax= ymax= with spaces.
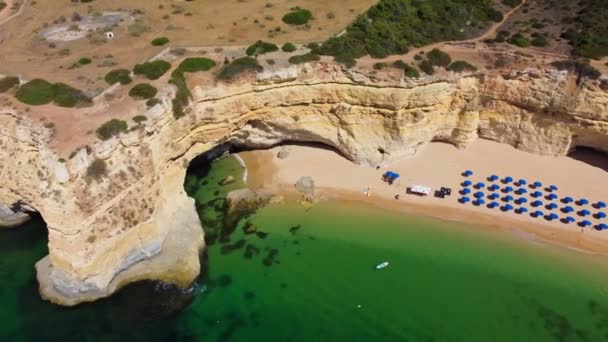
xmin=546 ymin=193 xmax=558 ymax=200
xmin=548 ymin=185 xmax=558 ymax=192
xmin=579 ymin=198 xmax=589 ymax=206
xmin=562 ymin=196 xmax=574 ymax=204
xmin=517 ymin=188 xmax=528 ymax=195
xmin=475 ymin=182 xmax=486 ymax=189
xmin=533 ymin=210 xmax=544 ymax=217
xmin=549 ymin=213 xmax=559 ymax=220
xmin=503 ymin=186 xmax=514 ymax=193
xmin=532 ymin=191 xmax=543 ymax=198
xmin=581 ymin=220 xmax=592 ymax=227
xmin=504 ymin=176 xmax=513 ymax=183
xmin=532 ymin=181 xmax=542 ymax=188
xmin=596 ymin=212 xmax=607 ymax=219
xmin=474 ymin=199 xmax=486 ymax=206
xmin=503 ymin=204 xmax=514 ymax=211
xmin=518 ymin=179 xmax=527 ymax=186
xmin=488 ymin=175 xmax=499 ymax=182
xmin=546 ymin=203 xmax=558 ymax=210
xmin=503 ymin=195 xmax=514 ymax=202
xmin=598 ymin=223 xmax=608 ymax=230
xmin=490 ymin=201 xmax=500 ymax=208
xmin=489 ymin=184 xmax=500 ymax=191
xmin=579 ymin=209 xmax=591 ymax=216
xmin=532 ymin=200 xmax=543 ymax=207
xmin=518 ymin=207 xmax=529 ymax=213
xmin=474 ymin=191 xmax=485 ymax=198
xmin=460 ymin=196 xmax=471 ymax=203
xmin=562 ymin=206 xmax=574 ymax=213
xmin=517 ymin=197 xmax=528 ymax=204
xmin=463 ymin=170 xmax=473 ymax=177
xmin=565 ymin=216 xmax=576 ymax=223
xmin=462 ymin=180 xmax=472 ymax=187
xmin=597 ymin=201 xmax=607 ymax=209
xmin=488 ymin=193 xmax=500 ymax=200
xmin=461 ymin=188 xmax=471 ymax=195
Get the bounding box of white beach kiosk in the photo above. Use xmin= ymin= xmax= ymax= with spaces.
xmin=409 ymin=185 xmax=431 ymax=196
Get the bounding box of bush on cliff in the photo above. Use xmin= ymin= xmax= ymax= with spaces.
xmin=105 ymin=69 xmax=132 ymax=85
xmin=86 ymin=158 xmax=108 ymax=182
xmin=128 ymin=83 xmax=157 ymax=100
xmin=282 ymin=8 xmax=312 ymax=25
xmin=217 ymin=57 xmax=263 ymax=81
xmin=288 ymin=53 xmax=320 ymax=64
xmin=15 ymin=79 xmax=91 ymax=107
xmin=169 ymin=57 xmax=217 ymax=119
xmin=96 ymin=119 xmax=128 ymax=140
xmin=246 ymin=41 xmax=279 ymax=56
xmin=133 ymin=60 xmax=171 ymax=80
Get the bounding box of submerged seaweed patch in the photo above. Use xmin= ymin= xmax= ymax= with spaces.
xmin=220 ymin=239 xmax=246 ymax=255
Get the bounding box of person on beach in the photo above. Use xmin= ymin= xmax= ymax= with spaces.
xmin=395 ymin=194 xmax=400 ymax=200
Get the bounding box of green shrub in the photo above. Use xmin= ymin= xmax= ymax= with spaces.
xmin=392 ymin=60 xmax=420 ymax=78
xmin=502 ymin=0 xmax=522 ymax=7
xmin=217 ymin=57 xmax=263 ymax=81
xmin=129 ymin=83 xmax=157 ymax=100
xmin=78 ymin=57 xmax=92 ymax=65
xmin=288 ymin=53 xmax=320 ymax=64
xmin=508 ymin=33 xmax=530 ymax=47
xmin=15 ymin=79 xmax=91 ymax=107
xmin=447 ymin=61 xmax=478 ymax=72
xmin=175 ymin=57 xmax=216 ymax=73
xmin=426 ymin=49 xmax=452 ymax=67
xmin=15 ymin=79 xmax=55 ymax=105
xmin=0 ymin=76 xmax=19 ymax=93
xmin=531 ymin=35 xmax=548 ymax=47
xmin=96 ymin=119 xmax=128 ymax=140
xmin=316 ymin=0 xmax=502 ymax=63
xmin=105 ymin=69 xmax=132 ymax=85
xmin=51 ymin=83 xmax=91 ymax=107
xmin=419 ymin=60 xmax=434 ymax=75
xmin=169 ymin=58 xmax=217 ymax=119
xmin=245 ymin=41 xmax=279 ymax=56
xmin=373 ymin=62 xmax=386 ymax=70
xmin=146 ymin=98 xmax=161 ymax=108
xmin=486 ymin=8 xmax=503 ymax=22
xmin=561 ymin=0 xmax=608 ymax=59
xmin=151 ymin=37 xmax=170 ymax=46
xmin=282 ymin=42 xmax=297 ymax=52
xmin=551 ymin=60 xmax=601 ymax=80
xmin=133 ymin=60 xmax=171 ymax=80
xmin=282 ymin=8 xmax=312 ymax=25
xmin=132 ymin=115 xmax=148 ymax=123
xmin=86 ymin=159 xmax=108 ymax=181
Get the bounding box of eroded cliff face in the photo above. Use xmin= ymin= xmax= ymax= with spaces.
xmin=0 ymin=63 xmax=606 ymax=305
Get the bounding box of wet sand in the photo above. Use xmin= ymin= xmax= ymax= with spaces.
xmin=239 ymin=140 xmax=608 ymax=255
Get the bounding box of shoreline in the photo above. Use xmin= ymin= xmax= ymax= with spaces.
xmin=238 ymin=141 xmax=608 ymax=257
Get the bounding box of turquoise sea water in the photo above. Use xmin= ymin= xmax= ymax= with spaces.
xmin=1 ymin=155 xmax=608 ymax=341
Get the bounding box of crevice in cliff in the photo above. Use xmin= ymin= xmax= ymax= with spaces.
xmin=567 ymin=146 xmax=608 ymax=173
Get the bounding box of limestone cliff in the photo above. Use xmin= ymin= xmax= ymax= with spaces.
xmin=0 ymin=62 xmax=606 ymax=305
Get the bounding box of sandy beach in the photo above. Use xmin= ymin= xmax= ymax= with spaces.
xmin=239 ymin=139 xmax=608 ymax=255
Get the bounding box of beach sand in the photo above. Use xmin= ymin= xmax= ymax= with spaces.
xmin=239 ymin=139 xmax=608 ymax=255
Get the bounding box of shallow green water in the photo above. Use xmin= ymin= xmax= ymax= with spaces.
xmin=2 ymin=155 xmax=608 ymax=341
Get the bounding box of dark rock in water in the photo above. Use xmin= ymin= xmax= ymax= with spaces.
xmin=244 ymin=243 xmax=260 ymax=259
xmin=243 ymin=222 xmax=258 ymax=234
xmin=277 ymin=149 xmax=290 ymax=159
xmin=289 ymin=224 xmax=302 ymax=235
xmin=223 ymin=188 xmax=274 ymax=236
xmin=255 ymin=231 xmax=269 ymax=239
xmin=244 ymin=291 xmax=256 ymax=300
xmin=295 ymin=176 xmax=315 ymax=197
xmin=280 ymin=283 xmax=288 ymax=289
xmin=220 ymin=239 xmax=246 ymax=254
xmin=262 ymin=248 xmax=279 ymax=267
xmin=219 ymin=175 xmax=237 ymax=186
xmin=217 ymin=274 xmax=233 ymax=288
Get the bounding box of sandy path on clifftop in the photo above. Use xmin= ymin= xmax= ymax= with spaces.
xmin=240 ymin=139 xmax=608 ymax=256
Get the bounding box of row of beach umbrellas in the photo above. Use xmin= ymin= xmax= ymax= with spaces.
xmin=460 ymin=171 xmax=607 ymax=230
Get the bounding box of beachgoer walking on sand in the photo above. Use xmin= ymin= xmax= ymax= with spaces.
xmin=395 ymin=194 xmax=400 ymax=200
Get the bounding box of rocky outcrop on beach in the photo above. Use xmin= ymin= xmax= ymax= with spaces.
xmin=1 ymin=60 xmax=607 ymax=305
xmin=0 ymin=202 xmax=30 ymax=228
xmin=224 ymin=188 xmax=274 ymax=230
xmin=295 ymin=176 xmax=315 ymax=200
